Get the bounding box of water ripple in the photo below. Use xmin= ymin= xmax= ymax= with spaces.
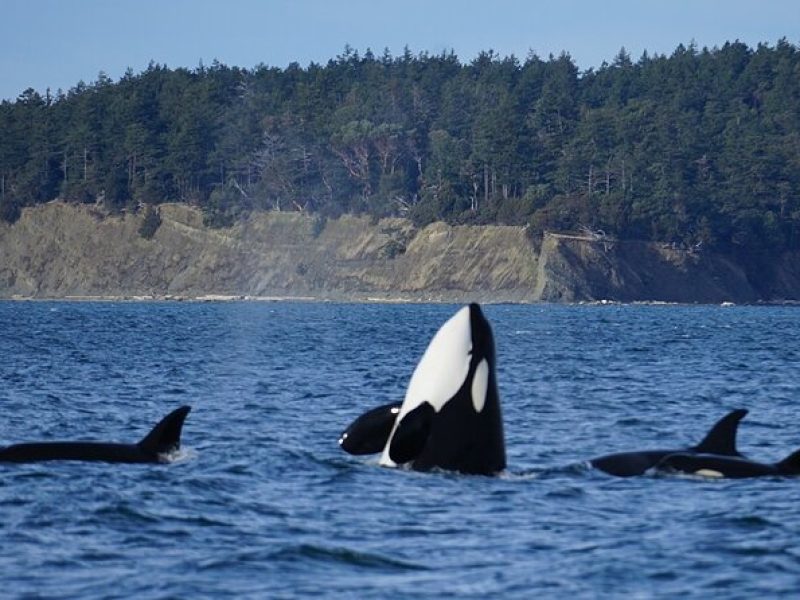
xmin=2 ymin=302 xmax=800 ymax=598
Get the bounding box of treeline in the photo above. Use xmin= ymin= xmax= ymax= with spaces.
xmin=1 ymin=40 xmax=799 ymax=256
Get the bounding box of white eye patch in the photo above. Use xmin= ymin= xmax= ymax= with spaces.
xmin=471 ymin=359 xmax=489 ymax=413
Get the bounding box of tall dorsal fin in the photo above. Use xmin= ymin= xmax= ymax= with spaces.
xmin=692 ymin=408 xmax=748 ymax=455
xmin=777 ymin=448 xmax=800 ymax=475
xmin=138 ymin=406 xmax=192 ymax=455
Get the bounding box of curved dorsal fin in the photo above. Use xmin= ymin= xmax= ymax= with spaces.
xmin=138 ymin=406 xmax=192 ymax=455
xmin=692 ymin=408 xmax=748 ymax=455
xmin=777 ymin=448 xmax=800 ymax=475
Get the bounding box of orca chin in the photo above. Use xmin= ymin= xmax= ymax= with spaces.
xmin=589 ymin=409 xmax=748 ymax=477
xmin=656 ymin=449 xmax=800 ymax=479
xmin=0 ymin=406 xmax=191 ymax=464
xmin=339 ymin=303 xmax=505 ymax=476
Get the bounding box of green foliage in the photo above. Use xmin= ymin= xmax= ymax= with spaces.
xmin=311 ymin=214 xmax=327 ymax=238
xmin=202 ymin=184 xmax=247 ymax=228
xmin=0 ymin=41 xmax=799 ymax=258
xmin=138 ymin=204 xmax=162 ymax=239
xmin=0 ymin=195 xmax=21 ymax=224
xmin=379 ymin=239 xmax=406 ymax=259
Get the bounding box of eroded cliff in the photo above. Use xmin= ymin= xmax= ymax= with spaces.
xmin=1 ymin=203 xmax=796 ymax=303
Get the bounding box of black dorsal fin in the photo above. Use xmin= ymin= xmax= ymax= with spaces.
xmin=389 ymin=402 xmax=435 ymax=465
xmin=692 ymin=409 xmax=748 ymax=455
xmin=138 ymin=406 xmax=192 ymax=455
xmin=777 ymin=448 xmax=800 ymax=475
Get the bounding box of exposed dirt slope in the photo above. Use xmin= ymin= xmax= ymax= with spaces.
xmin=1 ymin=203 xmax=795 ymax=303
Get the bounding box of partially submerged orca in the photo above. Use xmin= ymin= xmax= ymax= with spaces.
xmin=0 ymin=406 xmax=191 ymax=464
xmin=589 ymin=409 xmax=747 ymax=477
xmin=340 ymin=303 xmax=506 ymax=475
xmin=656 ymin=449 xmax=800 ymax=479
xmin=339 ymin=401 xmax=401 ymax=455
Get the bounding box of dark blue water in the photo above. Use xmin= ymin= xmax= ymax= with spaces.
xmin=1 ymin=301 xmax=799 ymax=598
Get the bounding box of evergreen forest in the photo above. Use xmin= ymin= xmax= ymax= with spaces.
xmin=1 ymin=40 xmax=799 ymax=258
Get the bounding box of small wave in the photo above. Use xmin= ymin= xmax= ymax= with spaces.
xmin=499 ymin=469 xmax=543 ymax=481
xmin=545 ymin=485 xmax=587 ymax=499
xmin=164 ymin=387 xmax=188 ymax=395
xmin=77 ymin=549 xmax=125 ymax=562
xmin=163 ymin=514 xmax=232 ymax=528
xmin=270 ymin=543 xmax=428 ymax=571
xmin=94 ymin=503 xmax=160 ymax=524
xmin=506 ymin=461 xmax=592 ymax=481
xmin=709 ymin=514 xmax=778 ymax=530
xmin=651 ymin=470 xmax=732 ymax=482
xmin=714 ymin=544 xmax=780 ymax=558
xmin=160 ymin=447 xmax=197 ymax=464
xmin=614 ymin=416 xmax=645 ymax=426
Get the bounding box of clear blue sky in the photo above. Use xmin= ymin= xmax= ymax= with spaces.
xmin=1 ymin=0 xmax=798 ymax=101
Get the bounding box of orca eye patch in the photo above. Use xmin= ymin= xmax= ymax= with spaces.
xmin=471 ymin=359 xmax=489 ymax=412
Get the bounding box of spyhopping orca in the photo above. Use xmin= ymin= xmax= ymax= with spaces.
xmin=339 ymin=303 xmax=505 ymax=476
xmin=656 ymin=450 xmax=800 ymax=479
xmin=590 ymin=409 xmax=747 ymax=477
xmin=0 ymin=406 xmax=191 ymax=464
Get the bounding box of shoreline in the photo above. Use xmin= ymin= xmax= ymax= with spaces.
xmin=4 ymin=293 xmax=800 ymax=307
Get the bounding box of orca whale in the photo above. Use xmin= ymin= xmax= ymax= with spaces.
xmin=339 ymin=401 xmax=401 ymax=455
xmin=589 ymin=409 xmax=747 ymax=477
xmin=339 ymin=303 xmax=505 ymax=475
xmin=656 ymin=449 xmax=800 ymax=479
xmin=0 ymin=406 xmax=191 ymax=464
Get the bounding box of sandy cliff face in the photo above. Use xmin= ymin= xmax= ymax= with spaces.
xmin=0 ymin=203 xmax=537 ymax=302
xmin=0 ymin=203 xmax=795 ymax=303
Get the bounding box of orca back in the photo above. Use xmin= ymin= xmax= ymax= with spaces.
xmin=0 ymin=406 xmax=192 ymax=464
xmin=0 ymin=442 xmax=151 ymax=463
xmin=590 ymin=409 xmax=748 ymax=477
xmin=656 ymin=453 xmax=778 ymax=478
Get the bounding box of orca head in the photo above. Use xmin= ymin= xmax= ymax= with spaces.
xmin=338 ymin=401 xmax=401 ymax=455
xmin=379 ymin=303 xmax=505 ymax=475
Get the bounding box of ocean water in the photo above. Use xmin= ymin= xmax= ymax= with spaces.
xmin=1 ymin=301 xmax=799 ymax=598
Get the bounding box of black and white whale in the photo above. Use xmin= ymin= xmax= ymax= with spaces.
xmin=656 ymin=449 xmax=800 ymax=479
xmin=0 ymin=406 xmax=191 ymax=464
xmin=589 ymin=409 xmax=747 ymax=477
xmin=339 ymin=401 xmax=401 ymax=455
xmin=339 ymin=303 xmax=505 ymax=475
